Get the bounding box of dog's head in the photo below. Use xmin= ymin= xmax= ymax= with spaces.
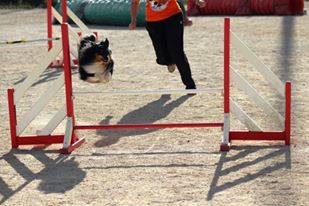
xmin=78 ymin=35 xmax=114 ymax=84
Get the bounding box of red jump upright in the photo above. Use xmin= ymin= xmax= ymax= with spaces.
xmin=224 ymin=18 xmax=292 ymax=147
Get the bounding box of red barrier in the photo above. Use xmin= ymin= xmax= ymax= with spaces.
xmin=290 ymin=0 xmax=305 ymax=14
xmin=187 ymin=0 xmax=304 ymax=16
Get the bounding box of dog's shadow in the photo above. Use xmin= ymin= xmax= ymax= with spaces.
xmin=94 ymin=94 xmax=191 ymax=147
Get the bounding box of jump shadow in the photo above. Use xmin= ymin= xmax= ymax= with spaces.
xmin=0 ymin=149 xmax=86 ymax=204
xmin=94 ymin=94 xmax=191 ymax=147
xmin=75 ymin=150 xmax=220 ymax=170
xmin=207 ymin=145 xmax=291 ymax=200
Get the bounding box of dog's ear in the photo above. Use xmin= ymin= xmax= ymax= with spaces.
xmin=99 ymin=38 xmax=109 ymax=49
xmin=80 ymin=34 xmax=96 ymax=47
xmin=83 ymin=34 xmax=96 ymax=42
xmin=89 ymin=34 xmax=96 ymax=42
xmin=80 ymin=39 xmax=88 ymax=48
xmin=104 ymin=38 xmax=109 ymax=48
xmin=80 ymin=34 xmax=96 ymax=42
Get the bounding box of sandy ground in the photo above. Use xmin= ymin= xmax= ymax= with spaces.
xmin=0 ymin=5 xmax=309 ymax=206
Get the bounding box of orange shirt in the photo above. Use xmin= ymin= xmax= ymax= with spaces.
xmin=146 ymin=0 xmax=182 ymax=22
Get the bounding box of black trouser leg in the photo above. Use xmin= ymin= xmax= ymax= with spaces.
xmin=146 ymin=21 xmax=173 ymax=65
xmin=146 ymin=14 xmax=196 ymax=89
xmin=165 ymin=14 xmax=196 ymax=89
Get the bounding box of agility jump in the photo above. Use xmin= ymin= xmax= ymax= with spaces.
xmin=7 ymin=0 xmax=94 ymax=150
xmin=47 ymin=0 xmax=96 ymax=68
xmin=7 ymin=1 xmax=291 ymax=154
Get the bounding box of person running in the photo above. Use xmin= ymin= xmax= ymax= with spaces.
xmin=129 ymin=0 xmax=205 ymax=91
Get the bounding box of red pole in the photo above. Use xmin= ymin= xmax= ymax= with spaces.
xmin=285 ymin=82 xmax=291 ymax=145
xmin=61 ymin=23 xmax=79 ymax=145
xmin=61 ymin=23 xmax=74 ymax=118
xmin=224 ymin=18 xmax=230 ymax=114
xmin=47 ymin=0 xmax=53 ymax=51
xmin=7 ymin=89 xmax=18 ymax=148
xmin=61 ymin=0 xmax=67 ymax=23
xmin=220 ymin=18 xmax=231 ymax=151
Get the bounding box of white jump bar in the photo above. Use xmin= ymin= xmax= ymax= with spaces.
xmin=73 ymin=88 xmax=223 ymax=95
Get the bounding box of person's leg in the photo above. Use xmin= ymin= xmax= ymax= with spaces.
xmin=164 ymin=13 xmax=196 ymax=89
xmin=146 ymin=21 xmax=173 ymax=66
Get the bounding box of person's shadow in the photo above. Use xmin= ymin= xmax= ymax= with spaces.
xmin=94 ymin=94 xmax=191 ymax=147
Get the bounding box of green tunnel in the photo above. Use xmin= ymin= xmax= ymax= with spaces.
xmin=54 ymin=0 xmax=147 ymax=26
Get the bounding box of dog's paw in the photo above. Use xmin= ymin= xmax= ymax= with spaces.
xmin=96 ymin=72 xmax=112 ymax=83
xmin=85 ymin=77 xmax=101 ymax=84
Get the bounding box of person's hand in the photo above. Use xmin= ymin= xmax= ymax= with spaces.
xmin=196 ymin=0 xmax=206 ymax=7
xmin=128 ymin=21 xmax=137 ymax=30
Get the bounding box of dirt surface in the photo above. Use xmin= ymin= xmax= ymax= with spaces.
xmin=0 ymin=5 xmax=309 ymax=206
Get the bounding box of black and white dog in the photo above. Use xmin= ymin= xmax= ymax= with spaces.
xmin=78 ymin=35 xmax=114 ymax=83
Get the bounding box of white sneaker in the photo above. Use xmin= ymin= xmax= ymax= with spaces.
xmin=167 ymin=64 xmax=176 ymax=73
